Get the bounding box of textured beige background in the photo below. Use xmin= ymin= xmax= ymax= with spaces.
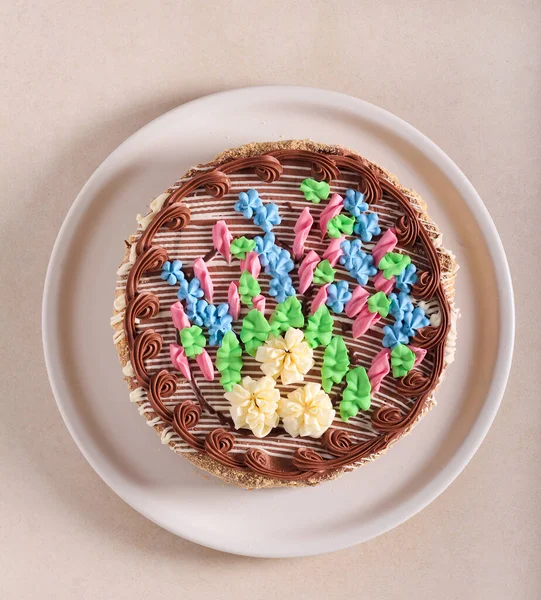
xmin=1 ymin=1 xmax=540 ymax=598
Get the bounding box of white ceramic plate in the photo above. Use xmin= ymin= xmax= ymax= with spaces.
xmin=42 ymin=86 xmax=514 ymax=558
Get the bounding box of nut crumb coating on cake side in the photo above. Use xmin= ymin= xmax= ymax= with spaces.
xmin=111 ymin=139 xmax=459 ymax=489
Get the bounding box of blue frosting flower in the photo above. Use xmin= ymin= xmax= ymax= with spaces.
xmin=383 ymin=321 xmax=410 ymax=348
xmin=266 ymin=247 xmax=294 ymax=276
xmin=269 ymin=274 xmax=295 ymax=303
xmin=202 ymin=303 xmax=218 ymax=328
xmin=202 ymin=302 xmax=227 ymax=328
xmin=178 ymin=277 xmax=204 ymax=305
xmin=326 ymin=281 xmax=352 ymax=314
xmin=340 ymin=239 xmax=364 ymax=271
xmin=339 ymin=240 xmax=376 ymax=285
xmin=354 ymin=212 xmax=381 ymax=242
xmin=395 ymin=264 xmax=418 ymax=293
xmin=401 ymin=307 xmax=429 ymax=337
xmin=186 ymin=298 xmax=208 ymax=327
xmin=353 ymin=252 xmax=377 ymax=285
xmin=209 ymin=318 xmax=233 ymax=346
xmin=206 ymin=303 xmax=233 ymax=345
xmin=344 ymin=189 xmax=368 ymax=217
xmin=160 ymin=260 xmax=184 ymax=286
xmin=234 ymin=189 xmax=262 ymax=219
xmin=254 ymin=232 xmax=277 ymax=267
xmin=388 ymin=292 xmax=414 ymax=321
xmin=254 ymin=203 xmax=281 ymax=233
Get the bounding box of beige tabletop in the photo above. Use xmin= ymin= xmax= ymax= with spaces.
xmin=1 ymin=1 xmax=540 ymax=598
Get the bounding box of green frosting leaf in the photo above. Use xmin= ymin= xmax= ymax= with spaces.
xmin=338 ymin=400 xmax=357 ymax=423
xmin=305 ymin=305 xmax=334 ymax=348
xmin=216 ymin=331 xmax=243 ymax=391
xmin=313 ymin=259 xmax=336 ymax=285
xmin=367 ymin=291 xmax=391 ymax=317
xmin=321 ymin=335 xmax=350 ymax=393
xmin=327 ymin=214 xmax=355 ymax=238
xmin=240 ymin=309 xmax=271 ymax=356
xmin=340 ymin=367 xmax=371 ymax=422
xmin=239 ymin=270 xmax=261 ymax=307
xmin=299 ymin=178 xmax=330 ymax=203
xmin=378 ymin=252 xmax=412 ymax=279
xmin=179 ymin=325 xmax=206 ymax=358
xmin=391 ymin=343 xmax=415 ymax=378
xmin=269 ymin=296 xmax=304 ymax=335
xmin=230 ymin=236 xmax=256 ymax=260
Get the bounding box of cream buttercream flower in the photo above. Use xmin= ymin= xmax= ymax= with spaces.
xmin=255 ymin=328 xmax=314 ymax=385
xmin=224 ymin=376 xmax=280 ymax=438
xmin=278 ymin=382 xmax=335 ymax=438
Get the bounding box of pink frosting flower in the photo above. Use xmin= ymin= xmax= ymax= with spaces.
xmin=319 ymin=193 xmax=343 ymax=239
xmin=228 ymin=281 xmax=241 ymax=320
xmin=169 ymin=343 xmax=192 ymax=380
xmin=195 ymin=348 xmax=214 ymax=381
xmin=292 ymin=207 xmax=313 ymax=259
xmin=240 ymin=251 xmax=261 ymax=277
xmin=192 ymin=257 xmax=214 ymax=302
xmin=409 ymin=346 xmax=427 ymax=367
xmin=345 ymin=286 xmax=369 ymax=318
xmin=352 ymin=305 xmax=380 ymax=338
xmin=298 ymin=250 xmax=320 ymax=294
xmin=367 ymin=348 xmax=391 ymax=393
xmin=322 ymin=235 xmax=345 ymax=267
xmin=372 ymin=228 xmax=397 ymax=266
xmin=212 ymin=220 xmax=233 ymax=264
xmin=253 ymin=294 xmax=266 ymax=314
xmin=374 ymin=271 xmax=395 ymax=294
xmin=170 ymin=301 xmax=190 ymax=330
xmin=311 ymin=284 xmax=329 ymax=314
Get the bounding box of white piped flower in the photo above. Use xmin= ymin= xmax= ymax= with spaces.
xmin=224 ymin=376 xmax=280 ymax=438
xmin=255 ymin=328 xmax=314 ymax=385
xmin=278 ymin=382 xmax=335 ymax=438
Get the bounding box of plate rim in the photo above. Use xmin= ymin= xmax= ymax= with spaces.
xmin=42 ymin=85 xmax=515 ymax=557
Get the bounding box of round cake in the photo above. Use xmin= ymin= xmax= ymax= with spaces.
xmin=111 ymin=140 xmax=459 ymax=489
